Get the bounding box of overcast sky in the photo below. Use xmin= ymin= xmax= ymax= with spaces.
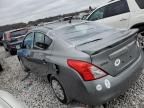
xmin=0 ymin=0 xmax=108 ymax=26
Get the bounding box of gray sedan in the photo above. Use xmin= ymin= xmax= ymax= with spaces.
xmin=17 ymin=21 xmax=144 ymax=105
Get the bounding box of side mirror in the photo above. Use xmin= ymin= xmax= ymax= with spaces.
xmin=35 ymin=42 xmax=49 ymax=50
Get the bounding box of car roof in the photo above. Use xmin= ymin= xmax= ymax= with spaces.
xmin=32 ymin=20 xmax=88 ymax=33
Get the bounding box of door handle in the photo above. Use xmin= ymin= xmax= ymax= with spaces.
xmin=42 ymin=59 xmax=47 ymax=64
xmin=120 ymin=18 xmax=128 ymax=21
xmin=26 ymin=55 xmax=31 ymax=59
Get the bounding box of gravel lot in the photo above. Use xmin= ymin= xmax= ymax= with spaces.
xmin=0 ymin=46 xmax=144 ymax=108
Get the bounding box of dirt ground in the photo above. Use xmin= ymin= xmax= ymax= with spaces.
xmin=0 ymin=46 xmax=144 ymax=108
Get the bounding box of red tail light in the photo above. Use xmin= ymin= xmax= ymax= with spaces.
xmin=67 ymin=59 xmax=108 ymax=81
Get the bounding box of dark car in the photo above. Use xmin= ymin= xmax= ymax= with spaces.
xmin=3 ymin=28 xmax=28 ymax=55
xmin=17 ymin=20 xmax=144 ymax=105
xmin=0 ymin=32 xmax=3 ymax=45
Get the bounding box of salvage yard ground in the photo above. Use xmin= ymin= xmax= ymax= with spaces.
xmin=0 ymin=46 xmax=144 ymax=108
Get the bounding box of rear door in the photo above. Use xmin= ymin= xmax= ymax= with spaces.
xmin=87 ymin=0 xmax=130 ymax=29
xmin=20 ymin=32 xmax=34 ymax=70
xmin=28 ymin=32 xmax=53 ymax=76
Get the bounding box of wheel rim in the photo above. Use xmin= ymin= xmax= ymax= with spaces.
xmin=52 ymin=79 xmax=65 ymax=100
xmin=138 ymin=31 xmax=144 ymax=48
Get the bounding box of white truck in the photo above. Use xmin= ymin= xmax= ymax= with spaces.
xmin=86 ymin=0 xmax=144 ymax=46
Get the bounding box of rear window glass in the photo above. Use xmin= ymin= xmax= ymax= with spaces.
xmin=11 ymin=29 xmax=28 ymax=37
xmin=56 ymin=22 xmax=112 ymax=46
xmin=105 ymin=0 xmax=130 ymax=17
xmin=135 ymin=0 xmax=144 ymax=9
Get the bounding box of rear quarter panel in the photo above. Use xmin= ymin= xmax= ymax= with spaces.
xmin=45 ymin=37 xmax=92 ymax=100
xmin=47 ymin=37 xmax=91 ymax=67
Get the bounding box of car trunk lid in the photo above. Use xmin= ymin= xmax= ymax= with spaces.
xmin=76 ymin=29 xmax=140 ymax=76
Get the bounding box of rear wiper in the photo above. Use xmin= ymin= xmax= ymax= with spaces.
xmin=78 ymin=38 xmax=102 ymax=46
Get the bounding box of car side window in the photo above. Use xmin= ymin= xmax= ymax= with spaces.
xmin=34 ymin=32 xmax=52 ymax=50
xmin=45 ymin=36 xmax=52 ymax=46
xmin=104 ymin=0 xmax=130 ymax=18
xmin=88 ymin=0 xmax=130 ymax=21
xmin=135 ymin=0 xmax=144 ymax=9
xmin=88 ymin=7 xmax=105 ymax=21
xmin=34 ymin=32 xmax=45 ymax=49
xmin=23 ymin=32 xmax=34 ymax=49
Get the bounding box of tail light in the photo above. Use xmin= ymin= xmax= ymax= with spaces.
xmin=67 ymin=59 xmax=108 ymax=81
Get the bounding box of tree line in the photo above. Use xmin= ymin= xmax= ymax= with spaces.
xmin=0 ymin=9 xmax=91 ymax=33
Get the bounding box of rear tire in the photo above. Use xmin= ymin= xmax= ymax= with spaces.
xmin=50 ymin=77 xmax=69 ymax=104
xmin=137 ymin=26 xmax=144 ymax=48
xmin=138 ymin=31 xmax=144 ymax=47
xmin=10 ymin=50 xmax=16 ymax=55
xmin=5 ymin=48 xmax=8 ymax=51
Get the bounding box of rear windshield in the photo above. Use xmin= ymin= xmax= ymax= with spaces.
xmin=56 ymin=22 xmax=112 ymax=46
xmin=11 ymin=29 xmax=28 ymax=37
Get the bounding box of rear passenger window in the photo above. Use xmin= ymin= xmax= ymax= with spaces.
xmin=34 ymin=32 xmax=52 ymax=49
xmin=34 ymin=32 xmax=45 ymax=48
xmin=45 ymin=36 xmax=52 ymax=46
xmin=135 ymin=0 xmax=144 ymax=9
xmin=34 ymin=32 xmax=45 ymax=43
xmin=104 ymin=0 xmax=130 ymax=18
xmin=88 ymin=0 xmax=130 ymax=21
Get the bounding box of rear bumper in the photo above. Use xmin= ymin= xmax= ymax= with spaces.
xmin=66 ymin=51 xmax=144 ymax=105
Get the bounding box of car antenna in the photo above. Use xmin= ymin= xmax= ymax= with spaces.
xmin=69 ymin=16 xmax=73 ymax=23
